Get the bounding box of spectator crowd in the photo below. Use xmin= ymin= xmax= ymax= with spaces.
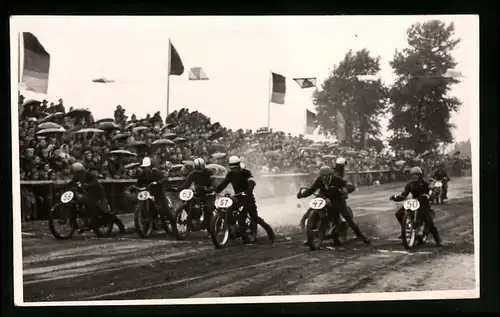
xmin=18 ymin=95 xmax=472 ymax=182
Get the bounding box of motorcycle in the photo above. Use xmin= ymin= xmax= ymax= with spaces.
xmin=174 ymin=188 xmax=216 ymax=240
xmin=429 ymin=178 xmax=446 ymax=204
xmin=297 ymin=187 xmax=353 ymax=251
xmin=209 ymin=192 xmax=258 ymax=249
xmin=48 ymin=182 xmax=114 ymax=239
xmin=393 ymin=195 xmax=435 ymax=250
xmin=132 ymin=182 xmax=176 ymax=238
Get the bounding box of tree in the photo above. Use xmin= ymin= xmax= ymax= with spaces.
xmin=388 ymin=20 xmax=462 ymax=154
xmin=313 ymin=49 xmax=389 ymax=149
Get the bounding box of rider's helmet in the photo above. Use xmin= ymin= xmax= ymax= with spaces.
xmin=193 ymin=158 xmax=205 ymax=170
xmin=319 ymin=165 xmax=333 ymax=184
xmin=71 ymin=162 xmax=85 ymax=173
xmin=334 ymin=157 xmax=347 ymax=178
xmin=141 ymin=157 xmax=152 ymax=169
xmin=228 ymin=155 xmax=241 ymax=170
xmin=410 ymin=166 xmax=423 ymax=182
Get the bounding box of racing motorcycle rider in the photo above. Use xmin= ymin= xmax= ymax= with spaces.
xmin=68 ymin=162 xmax=126 ymax=233
xmin=390 ymin=166 xmax=443 ymax=247
xmin=297 ymin=165 xmax=371 ymax=245
xmin=300 ymin=157 xmax=352 ymax=239
xmin=214 ymin=155 xmax=276 ymax=243
xmin=135 ymin=157 xmax=175 ymax=229
xmin=176 ymin=157 xmax=215 ymax=230
xmin=432 ymin=162 xmax=450 ymax=200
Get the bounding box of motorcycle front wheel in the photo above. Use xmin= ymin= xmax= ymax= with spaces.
xmin=210 ymin=213 xmax=229 ymax=249
xmin=306 ymin=209 xmax=325 ymax=251
xmin=402 ymin=211 xmax=417 ymax=250
xmin=134 ymin=201 xmax=154 ymax=238
xmin=48 ymin=203 xmax=77 ymax=240
xmin=174 ymin=206 xmax=192 ymax=240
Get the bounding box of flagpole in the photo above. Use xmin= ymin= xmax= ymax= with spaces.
xmin=166 ymin=38 xmax=171 ymax=118
xmin=267 ymin=71 xmax=271 ymax=129
xmin=304 ymin=110 xmax=307 ymax=135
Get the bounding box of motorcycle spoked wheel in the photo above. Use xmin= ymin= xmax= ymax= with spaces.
xmin=306 ymin=209 xmax=325 ymax=251
xmin=401 ymin=211 xmax=418 ymax=250
xmin=209 ymin=213 xmax=230 ymax=249
xmin=174 ymin=206 xmax=192 ymax=241
xmin=48 ymin=203 xmax=77 ymax=240
xmin=134 ymin=201 xmax=154 ymax=238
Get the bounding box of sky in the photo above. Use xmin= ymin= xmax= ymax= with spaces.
xmin=10 ymin=15 xmax=479 ymax=142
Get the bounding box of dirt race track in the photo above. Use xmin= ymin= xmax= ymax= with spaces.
xmin=21 ymin=177 xmax=476 ymax=302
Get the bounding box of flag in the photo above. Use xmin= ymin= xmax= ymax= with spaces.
xmin=169 ymin=41 xmax=184 ymax=76
xmin=294 ymin=77 xmax=317 ymax=89
xmin=271 ymin=72 xmax=286 ymax=104
xmin=188 ymin=67 xmax=209 ymax=80
xmin=21 ymin=32 xmax=50 ymax=94
xmin=92 ymin=78 xmax=115 ymax=83
xmin=306 ymin=109 xmax=317 ymax=134
xmin=336 ymin=110 xmax=346 ymax=142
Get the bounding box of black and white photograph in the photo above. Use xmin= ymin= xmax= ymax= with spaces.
xmin=10 ymin=15 xmax=479 ymax=306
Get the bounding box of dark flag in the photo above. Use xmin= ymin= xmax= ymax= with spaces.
xmin=169 ymin=41 xmax=184 ymax=76
xmin=306 ymin=109 xmax=317 ymax=134
xmin=22 ymin=32 xmax=50 ymax=94
xmin=271 ymin=72 xmax=286 ymax=104
xmin=294 ymin=77 xmax=317 ymax=89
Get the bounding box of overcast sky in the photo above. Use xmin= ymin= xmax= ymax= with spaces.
xmin=11 ymin=15 xmax=478 ymax=142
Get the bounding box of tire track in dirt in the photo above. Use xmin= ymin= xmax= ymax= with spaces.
xmin=22 ymin=178 xmax=474 ymax=301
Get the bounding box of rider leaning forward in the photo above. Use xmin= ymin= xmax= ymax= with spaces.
xmin=177 ymin=157 xmax=216 ymax=230
xmin=390 ymin=166 xmax=443 ymax=247
xmin=297 ymin=162 xmax=372 ymax=245
xmin=69 ymin=162 xmax=126 ymax=233
xmin=432 ymin=161 xmax=450 ymax=200
xmin=214 ymin=155 xmax=276 ymax=243
xmin=135 ymin=157 xmax=175 ymax=227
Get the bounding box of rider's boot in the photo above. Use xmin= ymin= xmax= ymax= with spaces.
xmin=352 ymin=226 xmax=371 ymax=245
xmin=332 ymin=237 xmax=342 ymax=246
xmin=258 ymin=217 xmax=275 ymax=242
xmin=430 ymin=227 xmax=443 ymax=247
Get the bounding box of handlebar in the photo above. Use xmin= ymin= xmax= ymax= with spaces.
xmin=297 ymin=187 xmax=319 ymax=198
xmin=232 ymin=192 xmax=247 ymax=197
xmin=131 ymin=182 xmax=156 ymax=191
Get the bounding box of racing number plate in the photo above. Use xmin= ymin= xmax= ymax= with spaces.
xmin=403 ymin=199 xmax=420 ymax=211
xmin=179 ymin=189 xmax=194 ymax=201
xmin=137 ymin=191 xmax=150 ymax=201
xmin=215 ymin=197 xmax=233 ymax=208
xmin=309 ymin=198 xmax=326 ymax=210
xmin=60 ymin=191 xmax=74 ymax=204
xmin=434 ymin=181 xmax=442 ymax=187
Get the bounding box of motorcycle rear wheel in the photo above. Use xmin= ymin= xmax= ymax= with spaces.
xmin=93 ymin=218 xmax=114 ymax=237
xmin=242 ymin=216 xmax=258 ymax=244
